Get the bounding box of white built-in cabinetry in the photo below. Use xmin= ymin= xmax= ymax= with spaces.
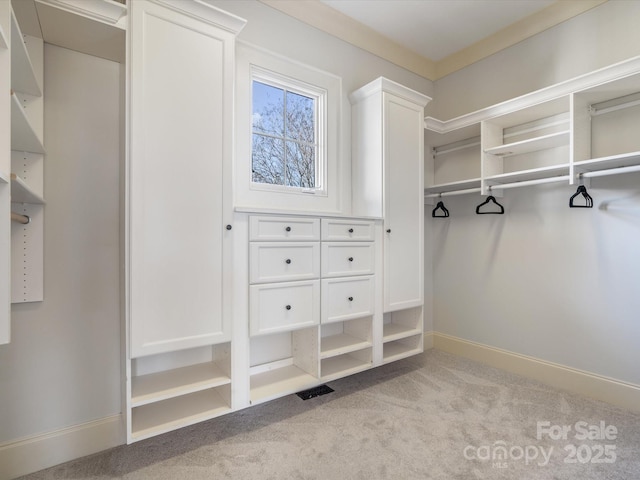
xmin=425 ymin=57 xmax=640 ymax=200
xmin=350 ymin=78 xmax=430 ymax=363
xmin=125 ymin=0 xmax=245 ymax=442
xmin=248 ymin=215 xmax=379 ymax=404
xmin=1 ymin=2 xmax=45 ymax=345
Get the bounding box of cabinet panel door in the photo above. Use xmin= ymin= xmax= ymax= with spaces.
xmin=383 ymin=93 xmax=424 ymax=312
xmin=129 ymin=1 xmax=233 ymax=357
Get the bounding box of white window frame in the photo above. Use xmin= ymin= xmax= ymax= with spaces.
xmin=235 ymin=43 xmax=343 ymax=215
xmin=250 ymin=67 xmax=327 ymax=196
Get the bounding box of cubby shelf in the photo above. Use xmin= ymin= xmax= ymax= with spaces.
xmin=131 ymin=388 xmax=231 ymax=441
xmin=383 ymin=322 xmax=421 ymax=343
xmin=250 ymin=363 xmax=318 ymax=405
xmin=10 ymin=11 xmax=41 ymax=97
xmin=484 ymin=130 xmax=569 ymax=157
xmin=383 ymin=336 xmax=423 ymax=364
xmin=131 ymin=361 xmax=230 ymax=407
xmin=11 ymin=92 xmax=45 ymax=154
xmin=321 ymin=353 xmax=371 ymax=381
xmin=10 ymin=173 xmax=44 ymax=204
xmin=320 ymin=333 xmax=371 ymax=359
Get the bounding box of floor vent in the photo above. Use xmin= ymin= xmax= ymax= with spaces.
xmin=296 ymin=384 xmax=334 ymax=400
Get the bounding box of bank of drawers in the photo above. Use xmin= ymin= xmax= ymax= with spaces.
xmin=249 ymin=216 xmax=375 ymax=336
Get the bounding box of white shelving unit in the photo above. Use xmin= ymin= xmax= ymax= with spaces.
xmin=382 ymin=306 xmax=423 ymax=363
xmin=320 ymin=316 xmax=372 ymax=381
xmin=9 ymin=6 xmax=44 ymax=305
xmin=425 ymin=56 xmax=640 ymax=201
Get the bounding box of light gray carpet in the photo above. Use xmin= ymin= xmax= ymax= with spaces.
xmin=18 ymin=350 xmax=640 ymax=479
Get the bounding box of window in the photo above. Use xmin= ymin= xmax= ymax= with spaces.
xmin=251 ymin=69 xmax=326 ymax=192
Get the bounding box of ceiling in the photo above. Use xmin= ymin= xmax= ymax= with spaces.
xmin=262 ymin=0 xmax=608 ymax=80
xmin=320 ymin=0 xmax=554 ymax=62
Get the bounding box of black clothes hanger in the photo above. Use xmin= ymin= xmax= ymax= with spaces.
xmin=569 ymin=185 xmax=593 ymax=208
xmin=475 ymin=195 xmax=504 ymax=214
xmin=432 ymin=200 xmax=450 ymax=218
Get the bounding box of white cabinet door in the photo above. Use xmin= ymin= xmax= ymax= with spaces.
xmin=383 ymin=92 xmax=425 ymax=312
xmin=128 ymin=0 xmax=240 ymax=357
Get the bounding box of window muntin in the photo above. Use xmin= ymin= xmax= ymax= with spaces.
xmin=251 ymin=71 xmax=325 ymax=192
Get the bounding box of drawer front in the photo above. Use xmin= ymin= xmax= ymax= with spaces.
xmin=321 ymin=218 xmax=375 ymax=241
xmin=250 ymin=216 xmax=320 ymax=241
xmin=321 ymin=243 xmax=375 ymax=277
xmin=250 ymin=280 xmax=320 ymax=336
xmin=250 ymin=242 xmax=320 ymax=284
xmin=322 ymin=276 xmax=375 ymax=323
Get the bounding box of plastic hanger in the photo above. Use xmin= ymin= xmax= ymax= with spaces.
xmin=432 ymin=200 xmax=450 ymax=218
xmin=475 ymin=195 xmax=504 ymax=215
xmin=569 ymin=185 xmax=593 ymax=208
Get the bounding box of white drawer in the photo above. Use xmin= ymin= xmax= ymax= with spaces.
xmin=322 ymin=276 xmax=375 ymax=324
xmin=250 ymin=242 xmax=320 ymax=284
xmin=321 ymin=218 xmax=375 ymax=241
xmin=321 ymin=242 xmax=375 ymax=278
xmin=250 ymin=216 xmax=320 ymax=241
xmin=250 ymin=280 xmax=320 ymax=336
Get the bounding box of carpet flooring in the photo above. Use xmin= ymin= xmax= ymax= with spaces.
xmin=18 ymin=350 xmax=640 ymax=479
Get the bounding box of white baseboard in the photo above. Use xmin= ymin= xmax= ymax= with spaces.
xmin=423 ymin=330 xmax=434 ymax=350
xmin=432 ymin=332 xmax=640 ymax=414
xmin=0 ymin=414 xmax=124 ymax=480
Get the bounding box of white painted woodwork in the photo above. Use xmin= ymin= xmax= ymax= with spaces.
xmin=320 ymin=218 xmax=375 ymax=241
xmin=382 ymin=334 xmax=423 ymax=364
xmin=321 ymin=276 xmax=374 ymax=324
xmin=382 ymin=307 xmax=423 ymax=342
xmin=321 ymin=242 xmax=374 ymax=278
xmin=249 ymin=280 xmax=320 ymax=336
xmin=351 ymin=78 xmax=429 ymax=312
xmin=249 ymin=242 xmax=320 ymax=284
xmin=249 ymin=215 xmax=320 ymax=241
xmin=128 ymin=0 xmax=243 ymax=358
xmin=10 ymin=92 xmax=44 ymax=154
xmin=10 ymin=11 xmax=41 ymax=96
xmin=321 ymin=348 xmax=372 ymax=381
xmin=0 ymin=0 xmax=10 ymax=344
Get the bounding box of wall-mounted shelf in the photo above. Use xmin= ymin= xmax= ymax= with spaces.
xmin=425 ymin=56 xmax=640 ymax=201
xmin=11 ymin=11 xmax=41 ymax=96
xmin=10 ymin=92 xmax=45 ymax=154
xmin=10 ymin=174 xmax=44 ymax=204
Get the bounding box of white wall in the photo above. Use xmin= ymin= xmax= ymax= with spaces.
xmin=429 ymin=0 xmax=640 ymax=385
xmin=0 ymin=45 xmax=121 ymax=444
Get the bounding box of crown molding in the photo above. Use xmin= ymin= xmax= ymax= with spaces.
xmin=260 ymin=0 xmax=609 ymax=82
xmin=259 ymin=0 xmax=436 ymax=80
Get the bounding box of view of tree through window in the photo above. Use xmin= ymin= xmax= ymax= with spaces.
xmin=252 ymin=80 xmax=317 ymax=188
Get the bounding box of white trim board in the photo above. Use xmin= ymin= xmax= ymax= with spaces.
xmin=0 ymin=414 xmax=124 ymax=479
xmin=432 ymin=332 xmax=640 ymax=414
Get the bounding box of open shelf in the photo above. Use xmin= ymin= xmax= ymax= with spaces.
xmin=574 ymin=151 xmax=640 ymax=172
xmin=485 ymin=164 xmax=570 ymax=186
xmin=10 ymin=174 xmax=44 ymax=204
xmin=321 ymin=350 xmax=371 ymax=381
xmin=320 ymin=332 xmax=371 ymax=359
xmin=383 ymin=322 xmax=421 ymax=342
xmin=131 ymin=361 xmax=231 ymax=407
xmin=11 ymin=93 xmax=45 ymax=154
xmin=10 ymin=10 xmax=41 ymax=96
xmin=0 ymin=171 xmax=8 ymax=184
xmin=250 ymin=363 xmax=318 ymax=405
xmin=131 ymin=387 xmax=231 ymax=441
xmin=425 ymin=178 xmax=481 ymax=194
xmin=484 ymin=130 xmax=569 ymax=157
xmin=383 ymin=334 xmax=423 ymax=364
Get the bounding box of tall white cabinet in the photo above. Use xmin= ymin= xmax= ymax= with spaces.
xmin=350 ymin=78 xmax=431 ymax=361
xmin=126 ymin=0 xmax=245 ymax=442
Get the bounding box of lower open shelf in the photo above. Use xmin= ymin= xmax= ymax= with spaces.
xmin=321 ymin=349 xmax=372 ymax=381
xmin=250 ymin=362 xmax=318 ymax=405
xmin=383 ymin=334 xmax=423 ymax=364
xmin=131 ymin=386 xmax=231 ymax=442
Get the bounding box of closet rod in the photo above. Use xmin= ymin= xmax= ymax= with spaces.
xmin=590 ymin=91 xmax=640 ymax=117
xmin=11 ymin=212 xmax=30 ymax=225
xmin=425 ymin=187 xmax=482 ymax=198
xmin=578 ymin=164 xmax=640 ymax=179
xmin=488 ymin=175 xmax=570 ymax=191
